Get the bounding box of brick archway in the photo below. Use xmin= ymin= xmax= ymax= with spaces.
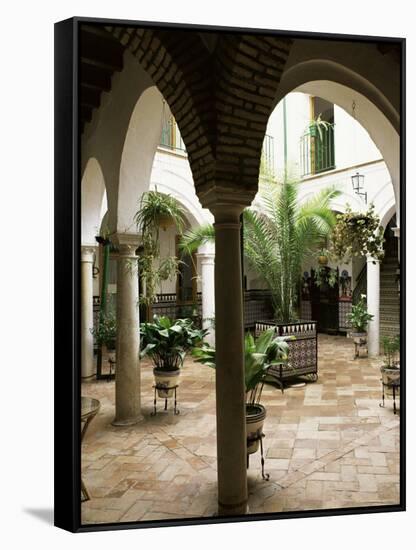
xmin=104 ymin=26 xmax=292 ymax=207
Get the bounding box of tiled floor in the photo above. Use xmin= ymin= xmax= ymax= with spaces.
xmin=81 ymin=334 xmax=400 ymax=525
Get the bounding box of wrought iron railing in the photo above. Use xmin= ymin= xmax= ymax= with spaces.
xmin=261 ymin=134 xmax=275 ymax=177
xmin=300 ymin=124 xmax=335 ymax=177
xmin=160 ymin=116 xmax=186 ymax=152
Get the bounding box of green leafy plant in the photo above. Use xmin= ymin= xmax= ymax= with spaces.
xmin=314 ymin=266 xmax=338 ymax=288
xmin=331 ymin=203 xmax=385 ymax=262
xmin=244 ymin=181 xmax=340 ymax=322
xmin=347 ymin=294 xmax=374 ymax=332
xmin=192 ymin=328 xmax=290 ymax=405
xmin=140 ymin=316 xmax=208 ymax=371
xmin=381 ymin=335 xmax=400 ymax=369
xmin=134 ymin=190 xmax=187 ymax=306
xmin=90 ymin=312 xmax=117 ymax=349
xmin=308 ymin=114 xmax=332 ymax=141
xmin=179 ymin=224 xmax=215 ymax=255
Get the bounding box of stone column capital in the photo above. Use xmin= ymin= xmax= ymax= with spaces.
xmin=211 ymin=203 xmax=247 ymax=224
xmin=81 ymin=245 xmax=96 ymax=262
xmin=197 ymin=183 xmax=255 ymax=216
xmin=196 ymin=241 xmax=215 ymax=261
xmin=197 ymin=252 xmax=215 ymax=265
xmin=110 ymin=233 xmax=140 ymax=257
xmin=392 ymin=226 xmax=400 ymax=238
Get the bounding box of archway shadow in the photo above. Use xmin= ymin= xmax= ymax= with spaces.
xmin=24 ymin=507 xmax=54 ymax=525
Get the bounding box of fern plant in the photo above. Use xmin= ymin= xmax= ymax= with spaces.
xmin=134 ymin=190 xmax=187 ymax=306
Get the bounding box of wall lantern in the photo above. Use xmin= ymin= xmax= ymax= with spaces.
xmin=351 ymin=171 xmax=367 ymax=204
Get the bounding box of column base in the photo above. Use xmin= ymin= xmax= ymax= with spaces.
xmin=218 ymin=499 xmax=248 ymax=516
xmin=111 ymin=414 xmax=144 ymax=427
xmin=81 ymin=374 xmax=96 ymax=382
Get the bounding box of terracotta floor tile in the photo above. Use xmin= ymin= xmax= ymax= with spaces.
xmin=81 ymin=334 xmax=400 ymax=524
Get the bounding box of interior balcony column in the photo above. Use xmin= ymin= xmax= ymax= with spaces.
xmin=367 ymin=256 xmax=380 ymax=356
xmin=212 ymin=204 xmax=248 ymax=516
xmin=392 ymin=226 xmax=401 ymax=294
xmin=392 ymin=226 xmax=400 ymax=260
xmin=111 ymin=234 xmax=143 ymax=426
xmin=197 ymin=242 xmax=215 ymax=347
xmin=81 ymin=245 xmax=96 ymax=379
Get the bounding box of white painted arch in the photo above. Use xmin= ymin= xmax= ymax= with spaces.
xmin=117 ymin=87 xmax=164 ymax=234
xmin=81 ymin=157 xmax=107 ymax=245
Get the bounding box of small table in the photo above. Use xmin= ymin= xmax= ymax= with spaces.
xmin=81 ymin=396 xmax=100 ymax=502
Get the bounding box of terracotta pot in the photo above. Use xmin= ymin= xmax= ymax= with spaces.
xmin=350 ymin=331 xmax=367 ymax=344
xmin=318 ymin=255 xmax=328 ymax=266
xmin=153 ymin=367 xmax=180 ymax=398
xmin=246 ymin=404 xmax=266 ymax=455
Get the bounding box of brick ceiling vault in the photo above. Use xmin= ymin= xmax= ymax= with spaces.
xmin=103 ymin=26 xmax=293 ymax=207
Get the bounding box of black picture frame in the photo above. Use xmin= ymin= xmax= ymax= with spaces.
xmin=54 ymin=16 xmax=406 ymax=533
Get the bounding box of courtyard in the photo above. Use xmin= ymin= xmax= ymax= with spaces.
xmin=81 ymin=334 xmax=400 ymax=524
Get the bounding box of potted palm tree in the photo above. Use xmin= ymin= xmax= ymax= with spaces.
xmin=347 ymin=294 xmax=374 ymax=344
xmin=140 ymin=316 xmax=207 ymax=398
xmin=192 ymin=329 xmax=289 ymax=455
xmin=380 ymin=335 xmax=400 ymax=395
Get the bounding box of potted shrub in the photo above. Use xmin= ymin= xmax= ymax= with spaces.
xmin=134 ymin=189 xmax=186 ymax=309
xmin=347 ymin=294 xmax=374 ymax=344
xmin=140 ymin=316 xmax=207 ymax=398
xmin=91 ymin=312 xmax=117 ymax=361
xmin=380 ymin=335 xmax=400 ymax=395
xmin=192 ymin=328 xmax=289 ymax=455
xmin=308 ymin=114 xmax=332 ymax=140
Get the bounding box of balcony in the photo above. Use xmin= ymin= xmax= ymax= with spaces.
xmin=300 ymin=124 xmax=335 ymax=177
xmin=159 ymin=115 xmax=187 ymax=153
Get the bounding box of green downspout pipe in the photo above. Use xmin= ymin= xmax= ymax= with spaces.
xmin=283 ymin=96 xmax=288 ymax=183
xmin=100 ymin=241 xmax=110 ymax=321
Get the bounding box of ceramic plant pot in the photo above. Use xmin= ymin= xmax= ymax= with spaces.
xmin=153 ymin=367 xmax=180 ymax=398
xmin=246 ymin=404 xmax=266 ymax=455
xmin=350 ymin=331 xmax=367 ymax=345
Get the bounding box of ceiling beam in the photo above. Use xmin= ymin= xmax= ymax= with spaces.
xmin=80 ymin=61 xmax=112 ymax=92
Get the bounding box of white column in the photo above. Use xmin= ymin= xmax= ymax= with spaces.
xmin=392 ymin=226 xmax=400 ymax=262
xmin=212 ymin=204 xmax=247 ymax=516
xmin=112 ymin=234 xmax=143 ymax=426
xmin=367 ymin=256 xmax=380 ymax=356
xmin=81 ymin=246 xmax=96 ymax=379
xmin=197 ymin=243 xmax=215 ymax=347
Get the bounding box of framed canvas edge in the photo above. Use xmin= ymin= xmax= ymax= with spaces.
xmin=54 ymin=16 xmax=406 ymax=534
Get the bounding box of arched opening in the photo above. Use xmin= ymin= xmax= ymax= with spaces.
xmin=117 ymin=86 xmax=165 ymax=233
xmin=81 ymin=157 xmax=107 ymax=246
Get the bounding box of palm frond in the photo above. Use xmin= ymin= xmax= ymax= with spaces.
xmin=178 ymin=224 xmax=215 ymax=254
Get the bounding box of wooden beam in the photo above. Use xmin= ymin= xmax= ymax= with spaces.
xmin=80 ymin=85 xmax=101 ymax=109
xmin=80 ymin=27 xmax=124 ymax=72
xmin=81 ymin=105 xmax=93 ymax=124
xmin=80 ymin=61 xmax=112 ymax=92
